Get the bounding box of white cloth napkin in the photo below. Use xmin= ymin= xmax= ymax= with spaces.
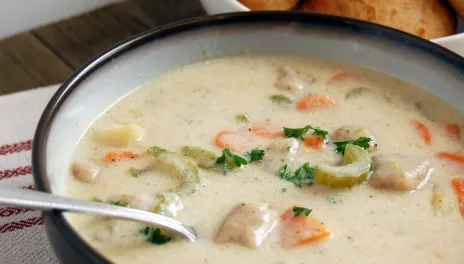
xmin=0 ymin=85 xmax=60 ymax=264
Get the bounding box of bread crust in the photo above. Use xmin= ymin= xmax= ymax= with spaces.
xmin=449 ymin=0 xmax=464 ymax=19
xmin=299 ymin=0 xmax=456 ymax=39
xmin=239 ymin=0 xmax=299 ymax=10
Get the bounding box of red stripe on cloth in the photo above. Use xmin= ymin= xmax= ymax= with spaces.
xmin=0 ymin=140 xmax=32 ymax=156
xmin=0 ymin=186 xmax=36 ymax=217
xmin=0 ymin=207 xmax=34 ymax=218
xmin=0 ymin=166 xmax=32 ymax=180
xmin=0 ymin=217 xmax=43 ymax=233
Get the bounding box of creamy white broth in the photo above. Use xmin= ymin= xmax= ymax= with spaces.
xmin=66 ymin=56 xmax=464 ymax=264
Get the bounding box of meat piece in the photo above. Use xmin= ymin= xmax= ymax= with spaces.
xmin=263 ymin=138 xmax=300 ymax=174
xmin=275 ymin=66 xmax=314 ymax=93
xmin=369 ymin=154 xmax=431 ymax=191
xmin=331 ymin=126 xmax=378 ymax=152
xmin=299 ymin=0 xmax=456 ymax=40
xmin=215 ymin=203 xmax=278 ymax=249
xmin=239 ymin=0 xmax=299 ymax=10
xmin=71 ymin=162 xmax=100 ymax=183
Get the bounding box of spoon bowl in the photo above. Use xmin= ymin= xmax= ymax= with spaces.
xmin=0 ymin=186 xmax=197 ymax=242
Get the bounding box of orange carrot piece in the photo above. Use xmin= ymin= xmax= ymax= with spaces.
xmin=451 ymin=178 xmax=464 ymax=216
xmin=105 ymin=151 xmax=138 ymax=161
xmin=304 ymin=136 xmax=325 ymax=150
xmin=412 ymin=120 xmax=431 ymax=145
xmin=215 ymin=130 xmax=250 ymax=153
xmin=251 ymin=124 xmax=284 ymax=139
xmin=436 ymin=152 xmax=464 ymax=165
xmin=280 ymin=205 xmax=331 ymax=249
xmin=327 ymin=72 xmax=352 ymax=84
xmin=445 ymin=124 xmax=461 ymax=140
xmin=296 ymin=94 xmax=336 ymax=111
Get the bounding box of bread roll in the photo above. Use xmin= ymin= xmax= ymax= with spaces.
xmin=239 ymin=0 xmax=299 ymax=10
xmin=299 ymin=0 xmax=456 ymax=39
xmin=449 ymin=0 xmax=464 ymax=19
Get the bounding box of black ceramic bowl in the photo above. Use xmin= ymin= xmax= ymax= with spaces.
xmin=32 ymin=12 xmax=464 ymax=263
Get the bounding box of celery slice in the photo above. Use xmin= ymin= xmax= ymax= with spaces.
xmin=315 ymin=144 xmax=372 ymax=188
xmin=181 ymin=146 xmax=217 ymax=169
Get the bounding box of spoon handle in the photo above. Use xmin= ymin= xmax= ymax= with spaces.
xmin=0 ymin=186 xmax=196 ymax=241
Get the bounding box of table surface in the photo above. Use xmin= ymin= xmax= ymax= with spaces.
xmin=0 ymin=0 xmax=206 ymax=96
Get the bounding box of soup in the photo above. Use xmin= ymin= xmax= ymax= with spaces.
xmin=66 ymin=56 xmax=464 ymax=264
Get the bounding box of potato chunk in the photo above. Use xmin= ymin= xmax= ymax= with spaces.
xmin=331 ymin=126 xmax=378 ymax=152
xmin=275 ymin=66 xmax=314 ymax=93
xmin=71 ymin=162 xmax=100 ymax=183
xmin=215 ymin=203 xmax=278 ymax=249
xmin=93 ymin=124 xmax=145 ymax=147
xmin=369 ymin=154 xmax=431 ymax=191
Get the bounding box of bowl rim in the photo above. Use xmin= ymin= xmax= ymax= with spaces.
xmin=32 ymin=11 xmax=464 ymax=263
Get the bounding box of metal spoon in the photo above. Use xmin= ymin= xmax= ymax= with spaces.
xmin=0 ymin=186 xmax=196 ymax=242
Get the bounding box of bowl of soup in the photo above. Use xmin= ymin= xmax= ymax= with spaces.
xmin=32 ymin=12 xmax=464 ymax=264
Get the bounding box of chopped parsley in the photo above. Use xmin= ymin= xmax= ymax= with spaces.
xmin=110 ymin=201 xmax=129 ymax=207
xmin=128 ymin=167 xmax=143 ymax=177
xmin=280 ymin=162 xmax=315 ymax=187
xmin=283 ymin=125 xmax=329 ymax=140
xmin=91 ymin=197 xmax=103 ymax=203
xmin=244 ymin=148 xmax=265 ymax=162
xmin=327 ymin=196 xmax=343 ymax=204
xmin=334 ymin=137 xmax=371 ymax=154
xmin=216 ymin=148 xmax=248 ymax=175
xmin=293 ymin=206 xmax=312 ymax=217
xmin=141 ymin=227 xmax=172 ymax=245
xmin=279 ymin=164 xmax=291 ymax=179
xmin=236 ymin=114 xmax=251 ymax=123
xmin=281 ymin=188 xmax=287 ymax=193
xmin=270 ymin=94 xmax=294 ymax=104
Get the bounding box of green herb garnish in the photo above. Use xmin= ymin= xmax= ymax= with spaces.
xmin=280 ymin=162 xmax=315 ymax=187
xmin=110 ymin=201 xmax=129 ymax=207
xmin=334 ymin=137 xmax=371 ymax=154
xmin=91 ymin=197 xmax=103 ymax=203
xmin=279 ymin=164 xmax=291 ymax=179
xmin=244 ymin=148 xmax=265 ymax=162
xmin=293 ymin=206 xmax=312 ymax=217
xmin=327 ymin=197 xmax=343 ymax=204
xmin=216 ymin=148 xmax=248 ymax=175
xmin=270 ymin=94 xmax=294 ymax=104
xmin=128 ymin=167 xmax=143 ymax=177
xmin=281 ymin=188 xmax=287 ymax=193
xmin=141 ymin=227 xmax=172 ymax=245
xmin=283 ymin=125 xmax=329 ymax=140
xmin=140 ymin=227 xmax=150 ymax=235
xmin=236 ymin=114 xmax=251 ymax=123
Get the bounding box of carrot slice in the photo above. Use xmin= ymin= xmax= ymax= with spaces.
xmin=445 ymin=124 xmax=461 ymax=140
xmin=215 ymin=130 xmax=250 ymax=153
xmin=280 ymin=205 xmax=331 ymax=249
xmin=327 ymin=71 xmax=353 ymax=85
xmin=304 ymin=136 xmax=325 ymax=150
xmin=412 ymin=120 xmax=431 ymax=145
xmin=436 ymin=152 xmax=464 ymax=165
xmin=252 ymin=124 xmax=284 ymax=139
xmin=105 ymin=151 xmax=138 ymax=161
xmin=451 ymin=178 xmax=464 ymax=216
xmin=296 ymin=94 xmax=336 ymax=111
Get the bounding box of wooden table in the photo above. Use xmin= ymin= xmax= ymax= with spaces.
xmin=0 ymin=0 xmax=206 ymax=95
